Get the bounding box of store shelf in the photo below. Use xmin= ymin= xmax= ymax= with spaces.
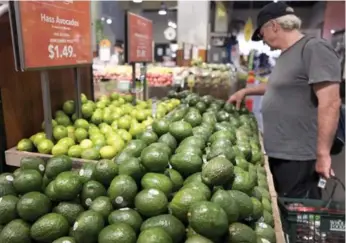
xmin=5 ymin=147 xmax=97 ymax=168
xmin=260 ymin=133 xmax=286 ymax=243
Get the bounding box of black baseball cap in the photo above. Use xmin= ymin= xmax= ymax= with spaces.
xmin=251 ymin=2 xmax=295 ymax=41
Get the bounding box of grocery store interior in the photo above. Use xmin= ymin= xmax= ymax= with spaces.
xmin=0 ymin=0 xmax=345 ymax=242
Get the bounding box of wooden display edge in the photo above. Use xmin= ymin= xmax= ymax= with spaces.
xmin=5 ymin=147 xmax=97 ymax=169
xmin=259 ymin=133 xmax=286 ymax=243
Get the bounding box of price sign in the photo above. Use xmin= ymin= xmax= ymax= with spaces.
xmin=13 ymin=1 xmax=92 ymax=70
xmin=126 ymin=12 xmax=153 ymax=63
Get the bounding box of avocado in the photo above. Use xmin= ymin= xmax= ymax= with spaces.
xmin=108 ymin=208 xmax=143 ymax=232
xmin=202 ymin=157 xmax=234 ymax=186
xmin=0 ymin=219 xmax=31 ymax=243
xmin=98 ymin=223 xmax=136 ymax=243
xmin=228 ymin=190 xmax=253 ymax=220
xmin=0 ymin=195 xmax=19 ymax=225
xmin=137 ymin=227 xmax=173 ymax=243
xmin=228 ymin=222 xmax=257 ymax=243
xmin=140 ymin=214 xmax=185 ymax=243
xmin=211 ymin=189 xmax=239 ymax=223
xmin=188 ymin=201 xmax=228 ymax=238
xmin=170 ymin=153 xmax=203 ymax=177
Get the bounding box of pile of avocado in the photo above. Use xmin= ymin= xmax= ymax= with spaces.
xmin=0 ymin=91 xmax=276 ymax=243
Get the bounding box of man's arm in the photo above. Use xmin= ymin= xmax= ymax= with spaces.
xmin=244 ymin=83 xmax=267 ymax=96
xmin=313 ymin=82 xmax=341 ymax=156
xmin=304 ymin=39 xmax=342 ymax=178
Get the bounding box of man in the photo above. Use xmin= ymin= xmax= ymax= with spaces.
xmin=229 ymin=2 xmax=341 ymax=199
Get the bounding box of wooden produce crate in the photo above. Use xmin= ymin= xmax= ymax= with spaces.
xmin=260 ymin=133 xmax=286 ymax=243
xmin=5 ymin=147 xmax=97 ymax=169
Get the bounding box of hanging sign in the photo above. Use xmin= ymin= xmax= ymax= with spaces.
xmin=11 ymin=1 xmax=92 ymax=70
xmin=126 ymin=12 xmax=153 ymax=63
xmin=244 ymin=18 xmax=253 ymax=42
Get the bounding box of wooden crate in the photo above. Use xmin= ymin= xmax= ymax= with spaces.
xmin=260 ymin=133 xmax=286 ymax=243
xmin=5 ymin=147 xmax=97 ymax=169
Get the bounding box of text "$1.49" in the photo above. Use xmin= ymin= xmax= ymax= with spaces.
xmin=48 ymin=44 xmax=75 ymax=59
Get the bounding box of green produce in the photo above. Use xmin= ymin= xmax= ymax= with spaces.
xmin=89 ymin=196 xmax=113 ymax=219
xmin=188 ymin=201 xmax=228 ymax=238
xmin=211 ymin=189 xmax=239 ymax=223
xmin=228 ymin=222 xmax=257 ymax=243
xmin=54 ymin=171 xmax=82 ymax=201
xmin=20 ymin=156 xmax=46 ymax=174
xmin=107 ymin=175 xmax=138 ymax=208
xmin=98 ymin=223 xmax=136 ymax=243
xmin=141 ymin=173 xmax=173 ymax=196
xmin=255 ymin=222 xmax=276 ymax=243
xmin=17 ymin=192 xmax=51 ymax=222
xmin=0 ymin=91 xmax=277 ymax=243
xmin=108 ymin=208 xmax=143 ymax=232
xmin=140 ymin=146 xmax=169 ymax=172
xmin=164 ymin=168 xmax=184 ymax=192
xmin=30 ymin=213 xmax=69 ymax=242
xmin=70 ymin=210 xmax=105 ymax=243
xmin=170 ymin=153 xmax=203 ymax=177
xmin=0 ymin=219 xmax=31 ymax=243
xmin=13 ymin=169 xmax=42 ymax=194
xmin=169 ymin=188 xmax=207 ymax=222
xmin=94 ymin=159 xmax=118 ymax=186
xmin=229 ymin=190 xmax=254 ymax=220
xmin=137 ymin=227 xmax=173 ymax=243
xmin=118 ymin=157 xmax=145 ymax=182
xmin=185 ymin=235 xmax=214 ymax=243
xmin=53 ymin=236 xmax=76 ymax=243
xmin=201 ymin=157 xmax=234 ymax=186
xmin=169 ymin=121 xmax=193 ymax=141
xmin=140 ymin=214 xmax=185 ymax=243
xmin=81 ymin=180 xmax=107 ymax=208
xmin=53 ymin=201 xmax=84 ymax=225
xmin=0 ymin=195 xmax=19 ymax=225
xmin=135 ymin=189 xmax=168 ymax=217
xmin=45 ymin=155 xmax=73 ymax=179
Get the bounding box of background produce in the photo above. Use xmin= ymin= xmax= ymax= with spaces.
xmin=2 ymin=91 xmax=277 ymax=243
xmin=16 ymin=93 xmax=180 ymax=160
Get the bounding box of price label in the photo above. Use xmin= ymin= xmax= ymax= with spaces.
xmin=127 ymin=12 xmax=153 ymax=63
xmin=14 ymin=1 xmax=92 ymax=70
xmin=48 ymin=44 xmax=75 ymax=59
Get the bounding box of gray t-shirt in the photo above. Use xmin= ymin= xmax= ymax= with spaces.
xmin=262 ymin=36 xmax=341 ymax=161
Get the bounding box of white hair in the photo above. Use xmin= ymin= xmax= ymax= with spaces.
xmin=275 ymin=14 xmax=302 ymax=30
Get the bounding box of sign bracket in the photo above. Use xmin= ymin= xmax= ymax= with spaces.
xmin=40 ymin=71 xmax=53 ymax=140
xmin=74 ymin=68 xmax=82 ymax=119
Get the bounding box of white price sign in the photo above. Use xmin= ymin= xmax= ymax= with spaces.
xmin=48 ymin=44 xmax=75 ymax=59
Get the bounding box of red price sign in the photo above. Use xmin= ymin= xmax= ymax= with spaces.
xmin=127 ymin=12 xmax=153 ymax=63
xmin=15 ymin=1 xmax=92 ymax=70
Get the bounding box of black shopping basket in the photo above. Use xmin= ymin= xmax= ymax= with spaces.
xmin=278 ymin=177 xmax=345 ymax=243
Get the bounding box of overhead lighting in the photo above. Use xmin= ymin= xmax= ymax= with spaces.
xmin=158 ymin=9 xmax=167 ymax=15
xmin=158 ymin=2 xmax=167 ymax=15
xmin=106 ymin=18 xmax=112 ymax=24
xmin=101 ymin=17 xmax=105 ymax=21
xmin=273 ymin=0 xmax=278 ymax=2
xmin=133 ymin=0 xmax=142 ymax=3
xmin=168 ymin=21 xmax=177 ymax=29
xmin=330 ymin=29 xmax=336 ymax=34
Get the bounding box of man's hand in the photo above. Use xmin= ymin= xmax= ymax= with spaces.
xmin=315 ymin=154 xmax=335 ymax=179
xmin=227 ymin=89 xmax=246 ymax=110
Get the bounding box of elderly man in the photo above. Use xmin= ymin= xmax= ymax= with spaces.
xmin=229 ymin=2 xmax=341 ymax=199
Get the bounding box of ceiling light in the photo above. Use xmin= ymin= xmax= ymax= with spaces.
xmin=101 ymin=17 xmax=105 ymax=21
xmin=168 ymin=21 xmax=177 ymax=29
xmin=273 ymin=0 xmax=278 ymax=2
xmin=330 ymin=29 xmax=336 ymax=34
xmin=133 ymin=0 xmax=142 ymax=3
xmin=158 ymin=9 xmax=167 ymax=15
xmin=158 ymin=2 xmax=167 ymax=15
xmin=106 ymin=18 xmax=112 ymax=24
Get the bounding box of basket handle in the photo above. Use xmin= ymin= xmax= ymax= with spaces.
xmin=324 ymin=176 xmax=345 ymax=208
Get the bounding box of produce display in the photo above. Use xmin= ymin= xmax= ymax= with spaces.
xmin=93 ymin=65 xmax=174 ymax=87
xmin=16 ymin=93 xmax=180 ymax=160
xmin=189 ymin=63 xmax=237 ymax=87
xmin=2 ymin=91 xmax=277 ymax=243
